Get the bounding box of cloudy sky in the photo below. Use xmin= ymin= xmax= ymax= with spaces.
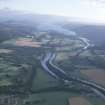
xmin=0 ymin=0 xmax=105 ymax=23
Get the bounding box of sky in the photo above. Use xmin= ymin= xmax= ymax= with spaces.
xmin=0 ymin=0 xmax=105 ymax=23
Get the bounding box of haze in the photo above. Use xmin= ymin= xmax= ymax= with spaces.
xmin=0 ymin=0 xmax=105 ymax=24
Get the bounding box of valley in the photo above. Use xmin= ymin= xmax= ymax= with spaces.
xmin=0 ymin=28 xmax=105 ymax=105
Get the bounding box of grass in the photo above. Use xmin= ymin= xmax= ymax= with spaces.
xmin=30 ymin=67 xmax=78 ymax=105
xmin=0 ymin=61 xmax=19 ymax=86
xmin=25 ymin=91 xmax=105 ymax=105
xmin=32 ymin=68 xmax=58 ymax=91
xmin=24 ymin=91 xmax=79 ymax=105
xmin=0 ymin=79 xmax=12 ymax=86
xmin=55 ymin=52 xmax=69 ymax=61
xmin=87 ymin=95 xmax=105 ymax=105
xmin=0 ymin=49 xmax=13 ymax=54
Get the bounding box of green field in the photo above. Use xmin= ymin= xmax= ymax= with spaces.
xmin=24 ymin=92 xmax=78 ymax=105
xmin=32 ymin=68 xmax=58 ymax=91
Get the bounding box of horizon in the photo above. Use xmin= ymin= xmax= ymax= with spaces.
xmin=0 ymin=0 xmax=105 ymax=24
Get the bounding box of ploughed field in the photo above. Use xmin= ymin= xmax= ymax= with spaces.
xmin=15 ymin=38 xmax=41 ymax=48
xmin=69 ymin=97 xmax=92 ymax=105
xmin=80 ymin=69 xmax=105 ymax=87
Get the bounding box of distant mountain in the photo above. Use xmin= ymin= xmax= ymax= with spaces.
xmin=0 ymin=9 xmax=105 ymax=45
xmin=63 ymin=23 xmax=105 ymax=45
xmin=0 ymin=9 xmax=68 ymax=23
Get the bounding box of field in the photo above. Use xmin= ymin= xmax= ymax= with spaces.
xmin=0 ymin=49 xmax=13 ymax=54
xmin=0 ymin=28 xmax=105 ymax=105
xmin=32 ymin=68 xmax=58 ymax=91
xmin=0 ymin=59 xmax=19 ymax=86
xmin=24 ymin=92 xmax=78 ymax=105
xmin=24 ymin=92 xmax=105 ymax=105
xmin=2 ymin=37 xmax=42 ymax=48
xmin=15 ymin=38 xmax=41 ymax=48
xmin=69 ymin=97 xmax=92 ymax=105
xmin=0 ymin=37 xmax=43 ymax=89
xmin=80 ymin=69 xmax=105 ymax=87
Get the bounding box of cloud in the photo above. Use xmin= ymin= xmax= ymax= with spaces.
xmin=0 ymin=0 xmax=10 ymax=1
xmin=83 ymin=0 xmax=105 ymax=7
xmin=88 ymin=0 xmax=105 ymax=3
xmin=87 ymin=0 xmax=105 ymax=1
xmin=0 ymin=0 xmax=13 ymax=1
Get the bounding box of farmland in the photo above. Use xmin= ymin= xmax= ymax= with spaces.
xmin=69 ymin=97 xmax=92 ymax=105
xmin=80 ymin=69 xmax=105 ymax=87
xmin=0 ymin=22 xmax=105 ymax=105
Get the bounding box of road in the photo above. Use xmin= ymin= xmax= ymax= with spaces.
xmin=41 ymin=36 xmax=105 ymax=100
